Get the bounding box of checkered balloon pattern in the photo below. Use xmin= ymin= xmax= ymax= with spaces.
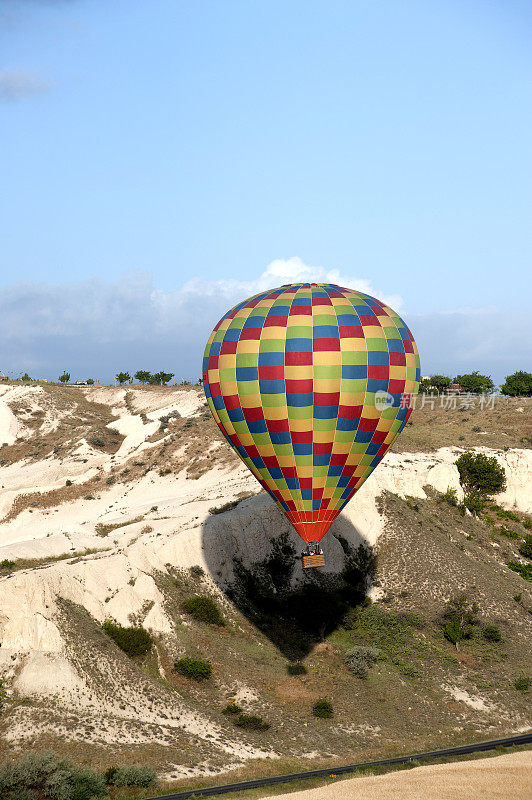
xmin=203 ymin=283 xmax=420 ymax=543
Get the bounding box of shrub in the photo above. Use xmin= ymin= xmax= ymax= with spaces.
xmin=455 ymin=452 xmax=506 ymax=496
xmin=0 ymin=678 xmax=6 ymax=710
xmin=65 ymin=479 xmax=72 ymax=487
xmin=173 ymin=657 xmax=212 ymax=681
xmin=89 ymin=435 xmax=105 ymax=448
xmin=519 ymin=535 xmax=532 ymax=559
xmin=102 ymin=620 xmax=152 ymax=657
xmin=182 ymin=596 xmax=224 ymax=626
xmin=513 ymin=593 xmax=522 ymax=603
xmin=287 ymin=662 xmax=307 ymax=676
xmin=234 ymin=713 xmax=270 ymax=731
xmin=209 ymin=499 xmax=241 ymax=515
xmin=482 ymin=624 xmax=502 ymax=642
xmin=441 ymin=594 xmax=479 ymax=649
xmin=0 ymin=751 xmax=108 ymax=800
xmin=0 ymin=559 xmax=15 ymax=570
xmin=496 ymin=508 xmax=520 ymax=522
xmin=222 ymin=703 xmax=242 ymax=715
xmin=463 ymin=491 xmax=486 ymax=515
xmin=344 ymin=645 xmax=380 ymax=678
xmin=190 ymin=565 xmax=205 ymax=577
xmin=507 ymin=562 xmax=532 ymax=581
xmin=440 ymin=487 xmax=458 ymax=506
xmin=312 ymin=698 xmax=333 ymax=718
xmin=107 ymin=765 xmax=156 ymax=787
xmin=514 ymin=675 xmax=530 ymax=692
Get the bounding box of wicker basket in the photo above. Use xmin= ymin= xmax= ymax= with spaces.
xmin=302 ymin=553 xmax=326 ymax=569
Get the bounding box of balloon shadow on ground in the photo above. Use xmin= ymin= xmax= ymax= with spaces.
xmin=202 ymin=493 xmax=376 ymax=661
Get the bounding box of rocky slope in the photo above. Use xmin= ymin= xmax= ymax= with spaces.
xmin=0 ymin=384 xmax=530 ymax=784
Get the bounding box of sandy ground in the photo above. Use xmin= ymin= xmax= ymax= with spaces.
xmin=269 ymin=751 xmax=532 ymax=800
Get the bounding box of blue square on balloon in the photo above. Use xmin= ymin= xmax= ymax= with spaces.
xmin=248 ymin=419 xmax=267 ymax=433
xmin=341 ymin=364 xmax=367 ymax=379
xmin=237 ymin=366 xmax=259 ymax=382
xmin=270 ymin=431 xmax=291 ymax=445
xmin=250 ymin=456 xmax=265 ymax=469
xmin=354 ymin=430 xmax=372 ymax=443
xmin=337 ymin=476 xmax=350 ymax=487
xmin=337 ymin=417 xmax=359 ymax=431
xmin=213 ymin=395 xmax=224 ymax=411
xmin=260 ymin=379 xmax=285 ymax=394
xmin=268 ymin=467 xmax=283 ymax=479
xmin=301 ymin=487 xmax=312 ymax=501
xmin=228 ymin=407 xmax=244 ymax=423
xmin=313 ymin=453 xmax=330 ymax=466
xmin=367 ymin=351 xmax=389 ymax=365
xmin=366 ymin=378 xmax=388 ymax=394
xmin=286 ymin=338 xmax=312 ymax=352
xmin=210 ymin=341 xmax=222 ymax=356
xmin=387 ymin=339 xmax=404 ymax=352
xmin=337 ymin=313 xmax=359 ymax=326
xmin=258 ymin=351 xmax=284 ymax=366
xmin=313 ymin=405 xmax=338 ymax=419
xmin=327 ymin=465 xmax=343 ymax=476
xmin=365 ymin=443 xmax=380 ymax=455
xmin=312 ymin=499 xmax=322 ymax=511
xmin=286 ymin=478 xmax=299 ymax=490
xmin=369 ymin=454 xmax=383 ymax=468
xmin=287 ymin=392 xmax=313 ymax=407
xmin=223 ymin=328 xmax=241 ymax=341
xmin=293 ymin=442 xmax=312 ymax=456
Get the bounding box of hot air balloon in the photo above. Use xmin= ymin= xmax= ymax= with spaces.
xmin=203 ymin=283 xmax=420 ymax=567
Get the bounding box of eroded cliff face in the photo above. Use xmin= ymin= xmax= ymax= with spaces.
xmin=0 ymin=385 xmax=530 ymax=771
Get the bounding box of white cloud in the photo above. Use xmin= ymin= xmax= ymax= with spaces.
xmin=0 ymin=259 xmax=527 ymax=385
xmin=0 ymin=69 xmax=50 ymax=101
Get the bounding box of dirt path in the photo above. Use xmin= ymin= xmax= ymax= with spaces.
xmin=269 ymin=751 xmax=532 ymax=800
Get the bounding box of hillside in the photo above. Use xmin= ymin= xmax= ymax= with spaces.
xmin=0 ymin=383 xmax=531 ymax=789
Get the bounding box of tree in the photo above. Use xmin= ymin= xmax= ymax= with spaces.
xmin=420 ymin=375 xmax=451 ymax=393
xmin=86 ymin=378 xmax=95 ymax=385
xmin=148 ymin=371 xmax=174 ymax=386
xmin=456 ymin=451 xmax=506 ymax=496
xmin=501 ymin=371 xmax=532 ymax=397
xmin=59 ymin=372 xmax=70 ymax=384
xmin=21 ymin=372 xmax=32 ymax=382
xmin=134 ymin=370 xmax=151 ymax=384
xmin=454 ymin=371 xmax=494 ymax=394
xmin=116 ymin=372 xmax=131 ymax=385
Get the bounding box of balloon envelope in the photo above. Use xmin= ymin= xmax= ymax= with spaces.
xmin=203 ymin=283 xmax=420 ymax=543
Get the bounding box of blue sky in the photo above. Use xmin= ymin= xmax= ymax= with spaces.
xmin=1 ymin=0 xmax=531 ymax=384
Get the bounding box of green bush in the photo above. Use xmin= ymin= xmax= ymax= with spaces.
xmin=287 ymin=662 xmax=307 ymax=675
xmin=507 ymin=562 xmax=532 ymax=581
xmin=312 ymin=698 xmax=333 ymax=718
xmin=455 ymin=452 xmax=506 ymax=496
xmin=519 ymin=535 xmax=532 ymax=559
xmin=89 ymin=435 xmax=105 ymax=448
xmin=0 ymin=751 xmax=108 ymax=800
xmin=441 ymin=594 xmax=479 ymax=649
xmin=514 ymin=675 xmax=530 ymax=692
xmin=344 ymin=645 xmax=380 ymax=678
xmin=482 ymin=624 xmax=502 ymax=642
xmin=0 ymin=559 xmax=15 ymax=570
xmin=65 ymin=479 xmax=73 ymax=487
xmin=496 ymin=508 xmax=520 ymax=522
xmin=0 ymin=678 xmax=6 ymax=710
xmin=463 ymin=491 xmax=486 ymax=515
xmin=102 ymin=620 xmax=152 ymax=657
xmin=234 ymin=713 xmax=270 ymax=731
xmin=189 ymin=565 xmax=205 ymax=577
xmin=182 ymin=595 xmax=224 ymax=626
xmin=440 ymin=487 xmax=458 ymax=506
xmin=222 ymin=703 xmax=242 ymax=715
xmin=173 ymin=657 xmax=212 ymax=681
xmin=107 ymin=765 xmax=156 ymax=787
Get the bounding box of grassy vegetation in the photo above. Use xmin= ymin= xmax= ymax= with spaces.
xmin=173 ymin=656 xmax=212 ymax=681
xmin=312 ymin=699 xmax=333 ymax=718
xmin=102 ymin=620 xmax=153 ymax=657
xmin=95 ymin=516 xmax=144 ymax=536
xmin=234 ymin=714 xmax=271 ymax=731
xmin=182 ymin=595 xmax=225 ymax=626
